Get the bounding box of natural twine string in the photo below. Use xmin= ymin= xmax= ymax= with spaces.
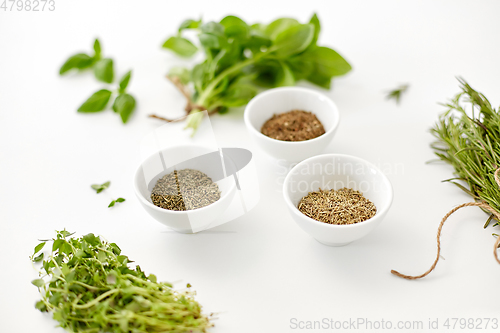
xmin=391 ymin=168 xmax=500 ymax=280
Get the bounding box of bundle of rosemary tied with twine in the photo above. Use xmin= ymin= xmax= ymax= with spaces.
xmin=392 ymin=78 xmax=500 ymax=280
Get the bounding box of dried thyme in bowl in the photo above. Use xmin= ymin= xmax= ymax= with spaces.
xmin=151 ymin=169 xmax=221 ymax=211
xmin=298 ymin=187 xmax=377 ymax=225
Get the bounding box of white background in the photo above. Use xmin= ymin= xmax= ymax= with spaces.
xmin=1 ymin=0 xmax=500 ymax=332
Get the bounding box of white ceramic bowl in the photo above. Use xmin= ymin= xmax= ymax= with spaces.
xmin=283 ymin=154 xmax=393 ymax=246
xmin=244 ymin=87 xmax=340 ymax=162
xmin=134 ymin=145 xmax=237 ymax=233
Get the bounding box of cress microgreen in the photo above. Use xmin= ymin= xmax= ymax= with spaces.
xmin=31 ymin=230 xmax=212 ymax=332
xmin=153 ymin=14 xmax=352 ymax=135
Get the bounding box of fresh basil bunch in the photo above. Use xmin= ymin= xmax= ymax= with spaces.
xmin=158 ymin=14 xmax=351 ymax=133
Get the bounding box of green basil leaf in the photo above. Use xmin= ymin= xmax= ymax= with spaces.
xmin=118 ymin=70 xmax=132 ymax=93
xmin=287 ymin=57 xmax=314 ymax=81
xmin=220 ymin=83 xmax=258 ymax=107
xmin=220 ymin=15 xmax=249 ymax=39
xmin=93 ymin=58 xmax=114 ymax=83
xmin=168 ymin=67 xmax=190 ymax=85
xmin=112 ymin=93 xmax=136 ymax=123
xmin=303 ymin=46 xmax=352 ymax=77
xmin=200 ymin=22 xmax=225 ymax=36
xmin=273 ymin=24 xmax=314 ymax=58
xmin=244 ymin=31 xmax=272 ymax=55
xmin=93 ymin=38 xmax=101 ymax=59
xmin=265 ymin=18 xmax=299 ymax=40
xmin=179 ymin=19 xmax=201 ymax=32
xmin=309 ymin=13 xmax=320 ymax=47
xmin=59 ymin=53 xmax=93 ymax=75
xmin=31 ymin=278 xmax=45 ymax=288
xmin=199 ymin=33 xmax=225 ymax=49
xmin=306 ymin=70 xmax=332 ymax=89
xmin=276 ymin=61 xmax=295 ymax=87
xmin=162 ymin=37 xmax=198 ymax=57
xmin=78 ymin=89 xmax=112 ymax=113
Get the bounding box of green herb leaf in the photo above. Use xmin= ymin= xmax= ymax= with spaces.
xmin=91 ymin=181 xmax=110 ymax=194
xmin=59 ymin=53 xmax=93 ymax=75
xmin=200 ymin=22 xmax=225 ymax=36
xmin=220 ymin=15 xmax=249 ymax=39
xmin=112 ymin=93 xmax=136 ymax=123
xmin=94 ymin=58 xmax=114 ymax=83
xmin=93 ymin=38 xmax=101 ymax=59
xmin=33 ymin=253 xmax=44 ymax=262
xmin=34 ymin=242 xmax=45 ymax=255
xmin=386 ymin=84 xmax=409 ymax=104
xmin=31 ymin=278 xmax=44 ymax=288
xmin=308 ymin=13 xmax=321 ymax=47
xmin=108 ymin=200 xmax=116 ymax=208
xmin=116 ymin=198 xmax=126 ymax=202
xmin=162 ymin=36 xmax=198 ymax=57
xmin=303 ymin=46 xmax=352 ymax=77
xmin=265 ymin=18 xmax=299 ymax=40
xmin=273 ymin=24 xmax=315 ymax=57
xmin=179 ymin=18 xmax=201 ymax=32
xmin=118 ymin=70 xmax=132 ymax=94
xmin=78 ymin=89 xmax=112 ymax=112
xmin=168 ymin=67 xmax=190 ymax=85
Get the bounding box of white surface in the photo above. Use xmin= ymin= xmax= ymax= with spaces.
xmin=1 ymin=1 xmax=500 ymax=332
xmin=283 ymin=154 xmax=393 ymax=246
xmin=244 ymin=87 xmax=339 ymax=162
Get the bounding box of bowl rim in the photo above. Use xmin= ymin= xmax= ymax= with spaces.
xmin=133 ymin=144 xmax=237 ymax=215
xmin=243 ymin=86 xmax=340 ymax=145
xmin=283 ymin=153 xmax=393 ymax=229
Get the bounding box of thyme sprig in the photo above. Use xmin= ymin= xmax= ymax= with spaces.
xmin=30 ymin=230 xmax=212 ymax=332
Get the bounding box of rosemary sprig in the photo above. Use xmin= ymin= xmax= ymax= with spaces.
xmin=431 ymin=78 xmax=500 ymax=229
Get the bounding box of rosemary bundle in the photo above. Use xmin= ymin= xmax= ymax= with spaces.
xmin=30 ymin=230 xmax=212 ymax=332
xmin=431 ymin=78 xmax=500 ymax=219
xmin=391 ymin=79 xmax=500 ymax=280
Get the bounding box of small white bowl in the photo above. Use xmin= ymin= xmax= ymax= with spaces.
xmin=134 ymin=145 xmax=237 ymax=233
xmin=244 ymin=87 xmax=340 ymax=162
xmin=283 ymin=154 xmax=393 ymax=246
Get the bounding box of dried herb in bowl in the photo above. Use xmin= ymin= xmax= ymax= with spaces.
xmin=30 ymin=230 xmax=212 ymax=332
xmin=298 ymin=187 xmax=377 ymax=225
xmin=261 ymin=110 xmax=325 ymax=141
xmin=151 ymin=169 xmax=221 ymax=211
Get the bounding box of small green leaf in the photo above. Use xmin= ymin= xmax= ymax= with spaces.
xmin=65 ymin=270 xmax=76 ymax=282
xmin=91 ymin=181 xmax=110 ymax=193
xmin=303 ymin=46 xmax=352 ymax=77
xmin=34 ymin=242 xmax=46 ymax=255
xmin=52 ymin=239 xmax=63 ymax=252
xmin=33 ymin=253 xmax=44 ymax=263
xmin=265 ymin=18 xmax=299 ymax=40
xmin=93 ymin=38 xmax=101 ymax=59
xmin=148 ymin=274 xmax=157 ymax=283
xmin=31 ymin=278 xmax=45 ymax=288
xmin=162 ymin=37 xmax=198 ymax=57
xmin=179 ymin=19 xmax=201 ymax=32
xmin=199 ymin=33 xmax=223 ymax=49
xmin=200 ymin=22 xmax=225 ymax=36
xmin=116 ymin=198 xmax=125 ymax=202
xmin=273 ymin=24 xmax=315 ymax=58
xmin=35 ymin=300 xmax=47 ymax=312
xmin=108 ymin=200 xmax=116 ymax=208
xmin=118 ymin=70 xmax=132 ymax=93
xmin=112 ymin=93 xmax=136 ymax=123
xmin=168 ymin=67 xmax=190 ymax=85
xmin=78 ymin=89 xmax=112 ymax=112
xmin=220 ymin=15 xmax=249 ymax=39
xmin=309 ymin=13 xmax=320 ymax=47
xmin=59 ymin=53 xmax=93 ymax=75
xmin=94 ymin=58 xmax=114 ymax=83
xmin=276 ymin=61 xmax=295 ymax=87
